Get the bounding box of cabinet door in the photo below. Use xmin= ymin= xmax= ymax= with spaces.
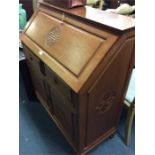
xmin=24 ymin=46 xmax=47 ymax=100
xmin=50 ymin=87 xmax=74 ymax=139
xmin=42 ymin=81 xmax=54 ymax=115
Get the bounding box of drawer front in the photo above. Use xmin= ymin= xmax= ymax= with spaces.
xmin=46 ymin=65 xmax=72 ymax=102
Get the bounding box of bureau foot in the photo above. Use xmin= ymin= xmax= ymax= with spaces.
xmin=109 ymin=133 xmax=115 ymax=139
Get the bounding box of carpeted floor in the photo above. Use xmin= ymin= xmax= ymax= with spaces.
xmin=19 ymin=71 xmax=135 ymax=155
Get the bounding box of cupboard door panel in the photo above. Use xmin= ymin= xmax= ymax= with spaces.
xmin=50 ymin=88 xmax=74 ymax=139
xmin=42 ymin=81 xmax=54 ymax=114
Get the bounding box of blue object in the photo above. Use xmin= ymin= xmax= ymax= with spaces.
xmin=125 ymin=69 xmax=135 ymax=103
xmin=19 ymin=3 xmax=27 ymax=30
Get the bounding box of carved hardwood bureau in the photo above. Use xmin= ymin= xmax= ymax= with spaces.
xmin=21 ymin=2 xmax=135 ymax=155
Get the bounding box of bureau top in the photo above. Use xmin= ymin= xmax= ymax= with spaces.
xmin=41 ymin=1 xmax=135 ymax=33
xmin=68 ymin=6 xmax=135 ymax=32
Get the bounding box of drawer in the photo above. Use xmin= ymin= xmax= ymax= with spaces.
xmin=45 ymin=65 xmax=72 ymax=101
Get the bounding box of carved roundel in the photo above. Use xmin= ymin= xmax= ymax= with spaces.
xmin=45 ymin=26 xmax=61 ymax=46
xmin=96 ymin=91 xmax=116 ymax=114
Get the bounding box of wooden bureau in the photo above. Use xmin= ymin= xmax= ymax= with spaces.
xmin=21 ymin=2 xmax=135 ymax=154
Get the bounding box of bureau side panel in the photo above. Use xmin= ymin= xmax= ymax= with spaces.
xmin=86 ymin=37 xmax=134 ymax=145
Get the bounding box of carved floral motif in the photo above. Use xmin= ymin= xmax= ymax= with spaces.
xmin=96 ymin=91 xmax=116 ymax=114
xmin=45 ymin=26 xmax=61 ymax=46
